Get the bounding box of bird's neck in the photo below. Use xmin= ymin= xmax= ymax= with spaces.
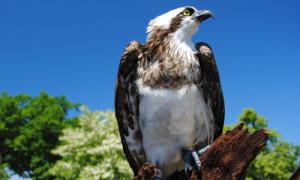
xmin=138 ymin=34 xmax=199 ymax=90
xmin=144 ymin=34 xmax=196 ymax=61
xmin=168 ymin=36 xmax=196 ymax=59
xmin=171 ymin=26 xmax=196 ymax=45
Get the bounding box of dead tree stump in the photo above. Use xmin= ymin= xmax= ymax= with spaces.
xmin=132 ymin=122 xmax=269 ymax=180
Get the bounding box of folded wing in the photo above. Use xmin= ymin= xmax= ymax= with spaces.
xmin=115 ymin=41 xmax=146 ymax=175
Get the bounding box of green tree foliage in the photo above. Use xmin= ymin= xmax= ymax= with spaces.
xmin=0 ymin=92 xmax=79 ymax=179
xmin=49 ymin=106 xmax=133 ymax=180
xmin=223 ymin=108 xmax=300 ymax=180
xmin=0 ymin=156 xmax=10 ymax=180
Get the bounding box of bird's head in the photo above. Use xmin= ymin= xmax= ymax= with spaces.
xmin=147 ymin=6 xmax=214 ymax=43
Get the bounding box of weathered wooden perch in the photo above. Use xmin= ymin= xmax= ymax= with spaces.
xmin=132 ymin=122 xmax=269 ymax=180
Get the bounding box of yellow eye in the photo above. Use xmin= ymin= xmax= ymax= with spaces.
xmin=183 ymin=9 xmax=190 ymax=16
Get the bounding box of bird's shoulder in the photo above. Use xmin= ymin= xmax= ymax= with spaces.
xmin=195 ymin=42 xmax=215 ymax=61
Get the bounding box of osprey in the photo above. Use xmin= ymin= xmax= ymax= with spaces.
xmin=115 ymin=6 xmax=224 ymax=179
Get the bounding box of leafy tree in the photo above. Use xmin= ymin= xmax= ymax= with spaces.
xmin=0 ymin=92 xmax=79 ymax=179
xmin=49 ymin=106 xmax=133 ymax=180
xmin=223 ymin=108 xmax=300 ymax=180
xmin=0 ymin=156 xmax=10 ymax=180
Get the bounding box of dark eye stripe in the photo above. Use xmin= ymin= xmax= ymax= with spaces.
xmin=182 ymin=8 xmax=195 ymax=15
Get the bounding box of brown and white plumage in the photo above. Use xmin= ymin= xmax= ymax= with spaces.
xmin=115 ymin=6 xmax=224 ymax=179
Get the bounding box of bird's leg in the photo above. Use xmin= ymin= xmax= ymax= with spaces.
xmin=182 ymin=145 xmax=211 ymax=179
xmin=155 ymin=160 xmax=161 ymax=180
xmin=182 ymin=149 xmax=194 ymax=179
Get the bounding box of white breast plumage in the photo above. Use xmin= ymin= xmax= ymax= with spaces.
xmin=137 ymin=80 xmax=214 ymax=177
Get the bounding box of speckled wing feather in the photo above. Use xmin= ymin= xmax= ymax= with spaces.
xmin=196 ymin=42 xmax=225 ymax=141
xmin=115 ymin=41 xmax=146 ymax=175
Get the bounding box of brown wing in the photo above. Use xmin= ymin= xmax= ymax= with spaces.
xmin=196 ymin=42 xmax=225 ymax=141
xmin=115 ymin=41 xmax=146 ymax=175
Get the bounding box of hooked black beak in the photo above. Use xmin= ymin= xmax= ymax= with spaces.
xmin=193 ymin=10 xmax=214 ymax=22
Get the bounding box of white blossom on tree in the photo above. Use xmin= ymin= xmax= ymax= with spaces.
xmin=49 ymin=106 xmax=133 ymax=179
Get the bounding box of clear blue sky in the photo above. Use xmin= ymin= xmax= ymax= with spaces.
xmin=1 ymin=0 xmax=299 ymax=152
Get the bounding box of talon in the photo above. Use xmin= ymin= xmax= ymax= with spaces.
xmin=192 ymin=151 xmax=201 ymax=172
xmin=155 ymin=171 xmax=161 ymax=180
xmin=183 ymin=145 xmax=211 ymax=179
xmin=197 ymin=144 xmax=210 ymax=155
